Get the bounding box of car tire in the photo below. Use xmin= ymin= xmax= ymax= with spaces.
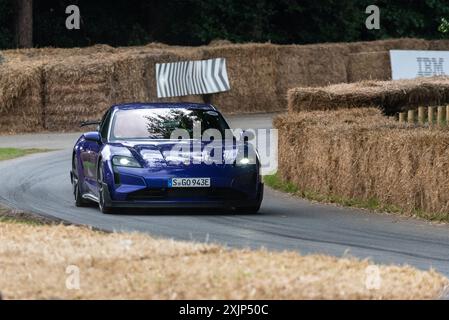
xmin=74 ymin=179 xmax=89 ymax=207
xmin=98 ymin=162 xmax=114 ymax=214
xmin=235 ymin=185 xmax=263 ymax=214
xmin=72 ymin=158 xmax=89 ymax=207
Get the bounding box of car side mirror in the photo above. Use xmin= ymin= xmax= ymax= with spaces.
xmin=84 ymin=131 xmax=101 ymax=143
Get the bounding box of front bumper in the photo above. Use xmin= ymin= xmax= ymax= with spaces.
xmin=102 ymin=182 xmax=264 ymax=209
xmin=105 ymin=164 xmax=262 ymax=206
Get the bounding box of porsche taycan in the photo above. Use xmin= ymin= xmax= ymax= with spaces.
xmin=70 ymin=103 xmax=264 ymax=213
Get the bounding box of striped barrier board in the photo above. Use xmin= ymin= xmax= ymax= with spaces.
xmin=156 ymin=58 xmax=230 ymax=98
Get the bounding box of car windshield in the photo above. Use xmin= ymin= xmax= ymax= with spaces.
xmin=110 ymin=108 xmax=230 ymax=140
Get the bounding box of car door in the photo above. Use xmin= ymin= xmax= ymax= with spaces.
xmin=80 ymin=130 xmax=101 ymax=195
xmin=81 ymin=110 xmax=112 ymax=195
xmin=91 ymin=109 xmax=113 ymax=195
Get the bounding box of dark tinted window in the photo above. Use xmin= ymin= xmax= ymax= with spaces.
xmin=100 ymin=109 xmax=112 ymax=139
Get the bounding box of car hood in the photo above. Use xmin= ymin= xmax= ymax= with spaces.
xmin=109 ymin=139 xmax=244 ymax=168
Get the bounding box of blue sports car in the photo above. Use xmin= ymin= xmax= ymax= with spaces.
xmin=71 ymin=102 xmax=264 ymax=214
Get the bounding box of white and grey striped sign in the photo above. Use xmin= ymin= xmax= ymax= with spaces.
xmin=156 ymin=58 xmax=230 ymax=98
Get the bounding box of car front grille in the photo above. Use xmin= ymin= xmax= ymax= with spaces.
xmin=127 ymin=187 xmax=248 ymax=201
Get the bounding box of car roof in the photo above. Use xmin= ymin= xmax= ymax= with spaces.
xmin=111 ymin=102 xmax=217 ymax=111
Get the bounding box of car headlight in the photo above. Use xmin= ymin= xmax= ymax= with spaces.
xmin=112 ymin=155 xmax=141 ymax=168
xmin=236 ymin=154 xmax=257 ymax=166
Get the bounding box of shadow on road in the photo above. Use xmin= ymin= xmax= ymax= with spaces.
xmin=106 ymin=207 xmax=262 ymax=217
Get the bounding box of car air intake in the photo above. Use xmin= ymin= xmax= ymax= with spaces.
xmin=127 ymin=188 xmax=247 ymax=201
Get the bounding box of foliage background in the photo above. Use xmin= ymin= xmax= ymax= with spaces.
xmin=1 ymin=0 xmax=449 ymax=49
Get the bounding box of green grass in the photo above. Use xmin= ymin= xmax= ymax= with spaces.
xmin=0 ymin=206 xmax=46 ymax=226
xmin=264 ymin=174 xmax=299 ymax=194
xmin=264 ymin=173 xmax=449 ymax=222
xmin=0 ymin=148 xmax=50 ymax=161
xmin=0 ymin=215 xmax=45 ymax=226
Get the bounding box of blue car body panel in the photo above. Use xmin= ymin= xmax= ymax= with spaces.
xmin=71 ymin=102 xmax=263 ymax=211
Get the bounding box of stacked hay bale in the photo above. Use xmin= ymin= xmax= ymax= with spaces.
xmin=41 ymin=47 xmax=208 ymax=131
xmin=346 ymin=38 xmax=430 ymax=53
xmin=346 ymin=38 xmax=430 ymax=82
xmin=0 ymin=47 xmax=121 ymax=132
xmin=278 ymin=73 xmax=449 ymax=218
xmin=3 ymin=38 xmax=449 ymax=133
xmin=428 ymin=39 xmax=449 ymax=50
xmin=0 ymin=61 xmax=45 ymax=133
xmin=201 ymin=43 xmax=283 ymax=114
xmin=347 ymin=51 xmax=390 ymax=82
xmin=277 ymin=43 xmax=350 ymax=88
xmin=287 ymin=77 xmax=449 ymax=114
xmin=275 ymin=108 xmax=449 ymax=216
xmin=109 ymin=52 xmax=153 ymax=105
xmin=43 ymin=54 xmax=117 ymax=131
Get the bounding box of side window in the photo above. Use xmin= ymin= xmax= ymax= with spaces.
xmin=100 ymin=110 xmax=112 ymax=140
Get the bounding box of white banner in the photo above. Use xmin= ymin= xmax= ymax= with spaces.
xmin=156 ymin=58 xmax=230 ymax=98
xmin=390 ymin=50 xmax=449 ymax=80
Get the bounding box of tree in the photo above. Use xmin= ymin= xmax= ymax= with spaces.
xmin=14 ymin=0 xmax=33 ymax=48
xmin=0 ymin=0 xmax=14 ymax=48
xmin=4 ymin=0 xmax=449 ymax=50
xmin=438 ymin=17 xmax=449 ymax=35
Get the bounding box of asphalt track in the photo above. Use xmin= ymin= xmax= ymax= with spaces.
xmin=1 ymin=113 xmax=449 ymax=278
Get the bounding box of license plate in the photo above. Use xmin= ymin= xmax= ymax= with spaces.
xmin=169 ymin=178 xmax=211 ymax=188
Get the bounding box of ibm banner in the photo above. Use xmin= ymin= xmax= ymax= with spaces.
xmin=156 ymin=58 xmax=230 ymax=98
xmin=390 ymin=50 xmax=449 ymax=80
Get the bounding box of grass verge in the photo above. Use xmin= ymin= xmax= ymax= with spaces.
xmin=264 ymin=174 xmax=449 ymax=222
xmin=0 ymin=147 xmax=50 ymax=161
xmin=0 ymin=205 xmax=59 ymax=226
xmin=0 ymin=221 xmax=447 ymax=299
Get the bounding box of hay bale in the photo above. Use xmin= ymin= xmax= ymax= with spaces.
xmin=43 ymin=55 xmax=116 ymax=131
xmin=275 ymin=108 xmax=449 ymax=216
xmin=347 ymin=38 xmax=429 ymax=53
xmin=208 ymin=39 xmax=233 ymax=47
xmin=2 ymin=38 xmax=448 ymax=133
xmin=343 ymin=38 xmax=430 ymax=84
xmin=201 ymin=43 xmax=283 ymax=114
xmin=347 ymin=51 xmax=391 ymax=82
xmin=43 ymin=49 xmax=205 ymax=131
xmin=278 ymin=43 xmax=350 ymax=89
xmin=110 ymin=46 xmax=209 ymax=106
xmin=1 ymin=45 xmax=117 ymax=64
xmin=428 ymin=40 xmax=449 ymax=50
xmin=143 ymin=42 xmax=170 ymax=49
xmin=0 ymin=62 xmax=44 ymax=133
xmin=288 ymin=77 xmax=449 ymax=114
xmin=109 ymin=52 xmax=158 ymax=104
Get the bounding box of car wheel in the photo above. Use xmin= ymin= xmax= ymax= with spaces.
xmin=98 ymin=162 xmax=114 ymax=214
xmin=72 ymin=158 xmax=89 ymax=207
